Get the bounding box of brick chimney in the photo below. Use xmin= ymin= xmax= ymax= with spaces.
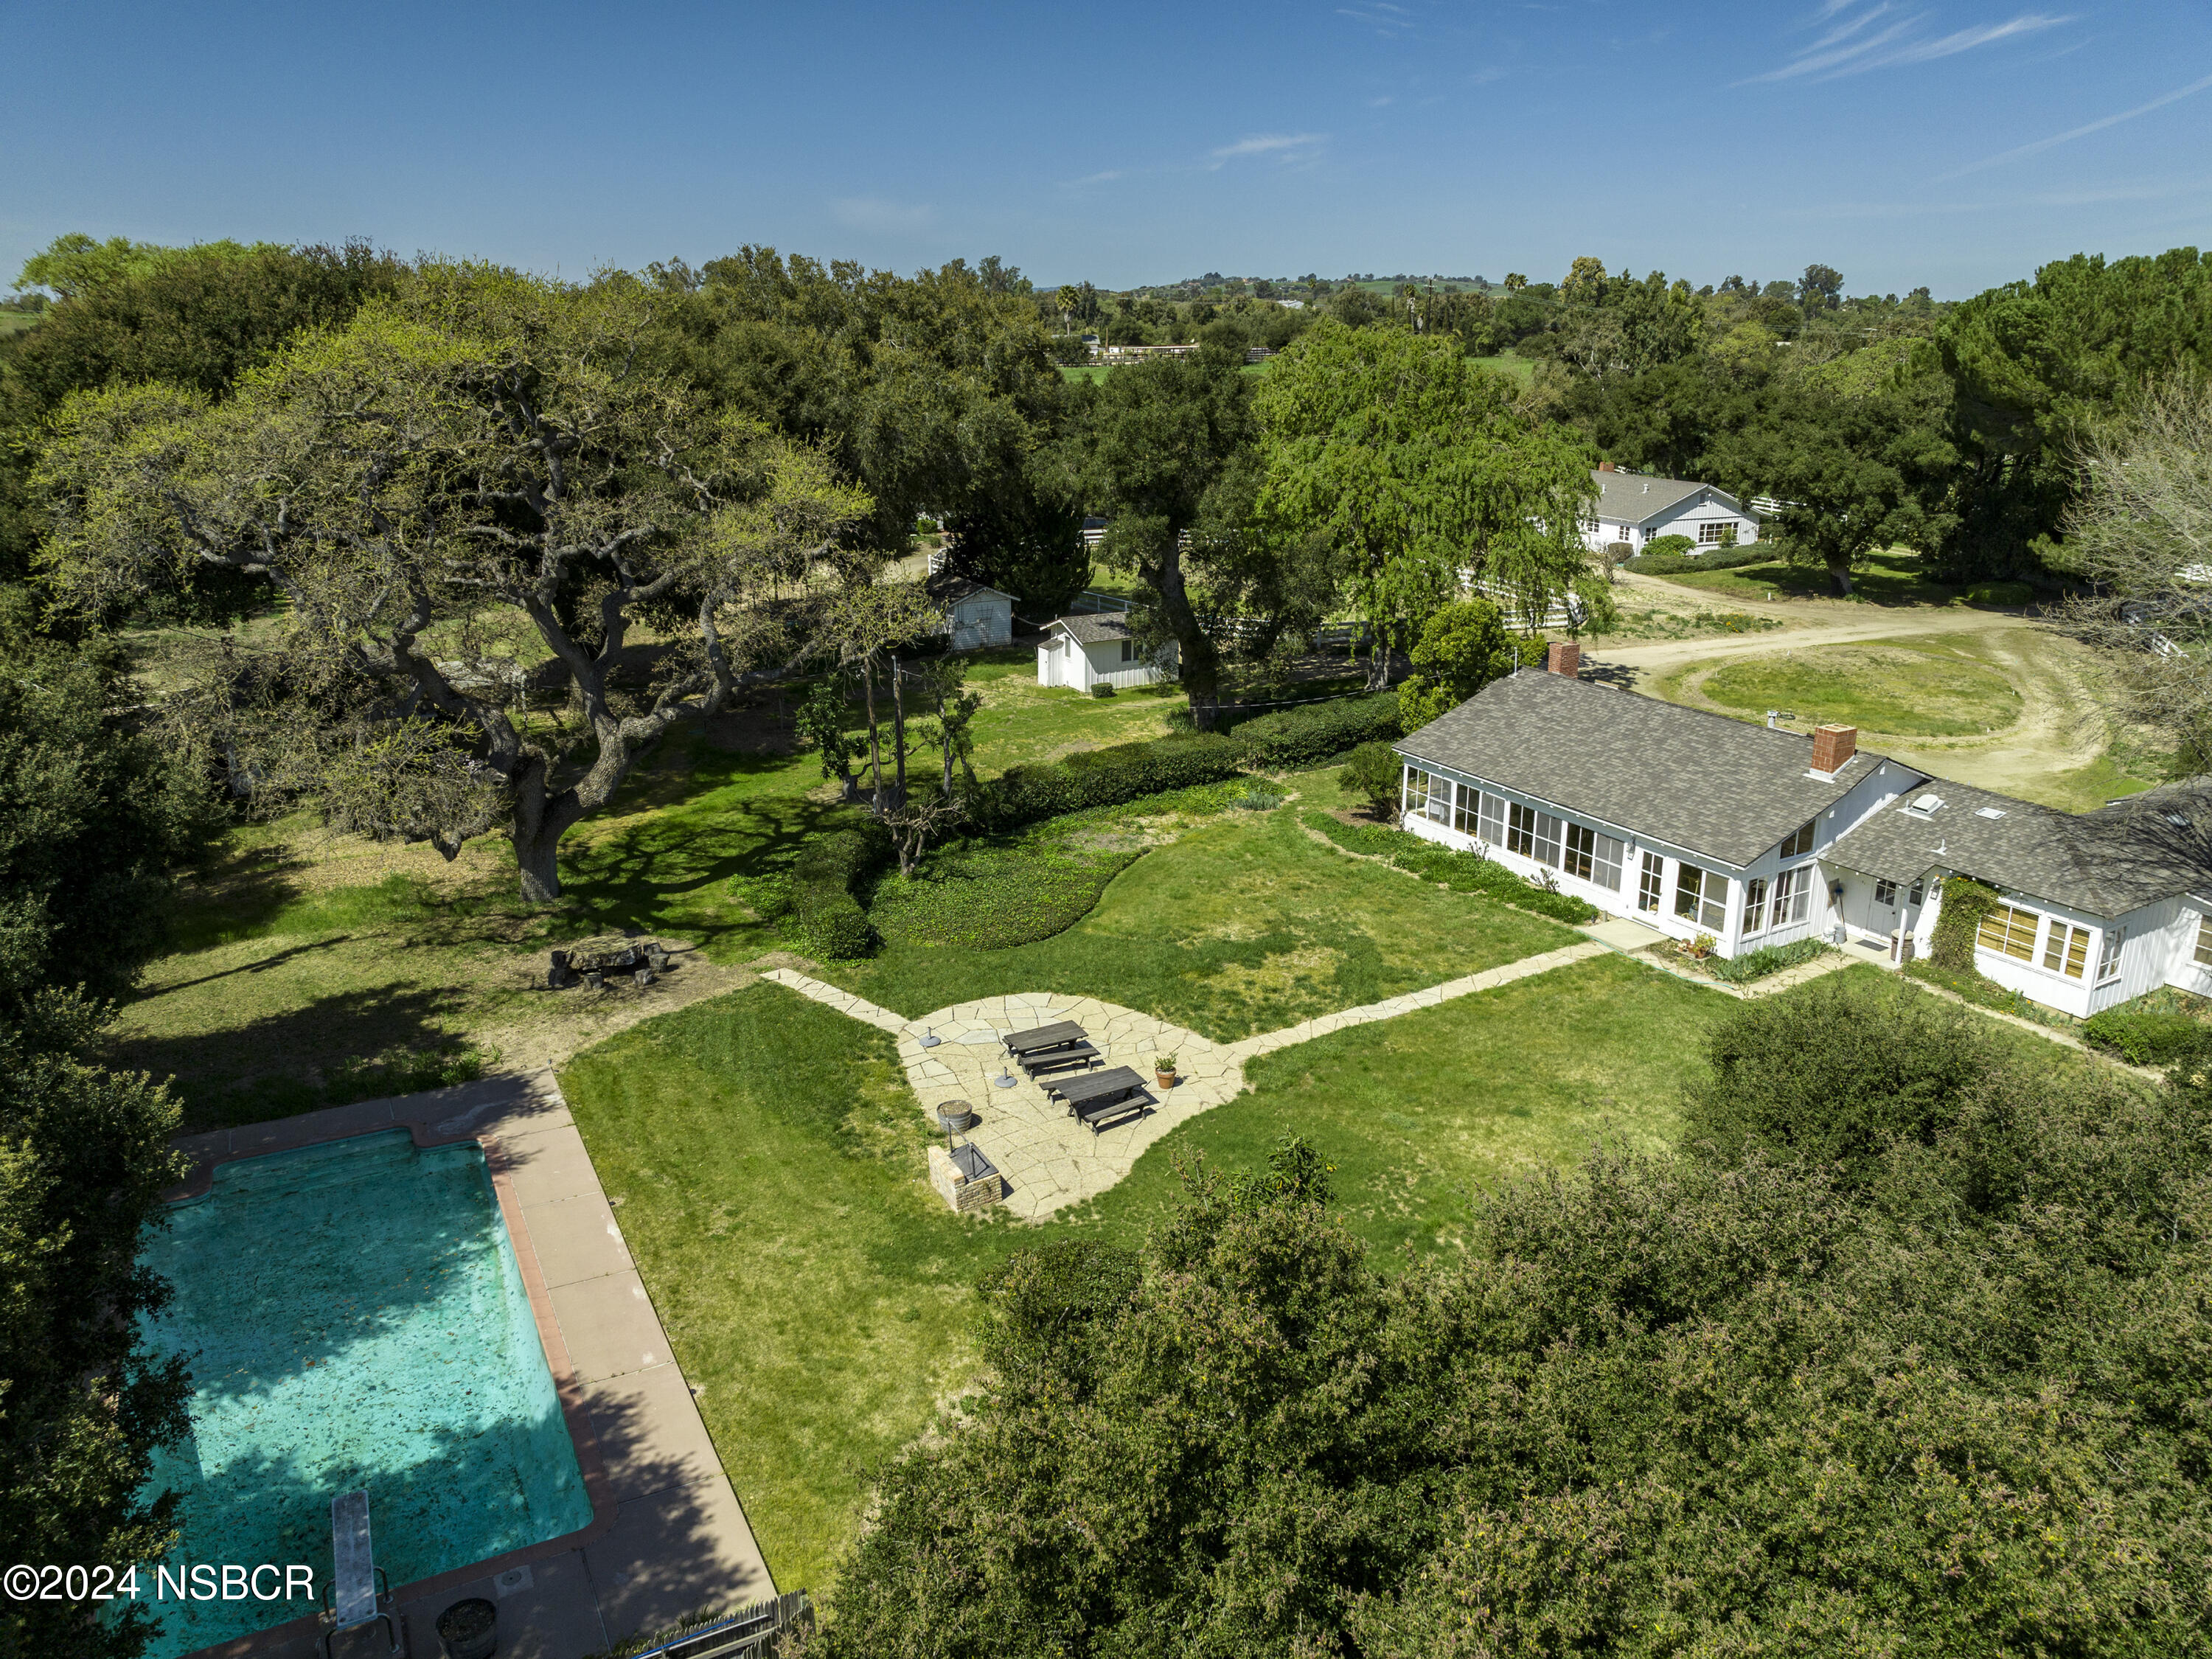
xmin=1810 ymin=723 xmax=1857 ymax=775
xmin=1546 ymin=639 xmax=1581 ymax=678
xmin=1597 ymin=461 xmax=1615 ymax=472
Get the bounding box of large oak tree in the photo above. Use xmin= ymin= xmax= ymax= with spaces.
xmin=38 ymin=265 xmax=871 ymax=902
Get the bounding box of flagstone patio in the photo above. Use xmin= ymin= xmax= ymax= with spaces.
xmin=759 ymin=939 xmax=1605 ymax=1219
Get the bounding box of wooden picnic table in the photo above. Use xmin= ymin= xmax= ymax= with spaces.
xmin=1052 ymin=1065 xmax=1146 ymax=1112
xmin=1003 ymin=1020 xmax=1088 ymax=1057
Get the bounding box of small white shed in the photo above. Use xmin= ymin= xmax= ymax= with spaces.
xmin=929 ymin=576 xmax=1015 ymax=650
xmin=1037 ymin=613 xmax=1178 ymax=692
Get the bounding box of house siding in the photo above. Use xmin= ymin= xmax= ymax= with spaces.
xmin=1037 ymin=632 xmax=1176 ymax=690
xmin=1582 ymin=487 xmax=1760 ymax=558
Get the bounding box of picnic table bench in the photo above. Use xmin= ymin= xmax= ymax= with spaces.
xmin=1020 ymin=1042 xmax=1102 ymax=1079
xmin=1003 ymin=1020 xmax=1087 ymax=1057
xmin=1051 ymin=1065 xmax=1152 ymax=1134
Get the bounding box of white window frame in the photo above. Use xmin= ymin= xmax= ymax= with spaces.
xmin=1697 ymin=520 xmax=1736 ymax=546
xmin=1506 ymin=801 xmax=1562 ymax=867
xmin=1743 ymin=877 xmax=1769 ymax=935
xmin=1562 ymin=822 xmax=1624 ymax=891
xmin=2197 ymin=913 xmax=2212 ymax=967
xmin=1781 ymin=819 xmax=1816 ymax=859
xmin=1637 ymin=852 xmax=1664 ymax=914
xmin=2043 ymin=922 xmax=2089 ymax=980
xmin=1478 ymin=790 xmax=1505 ymax=846
xmin=2097 ymin=926 xmax=2125 ymax=985
xmin=1674 ymin=863 xmax=1728 ymax=933
xmin=1874 ymin=878 xmax=1899 ymax=907
xmin=1773 ymin=866 xmax=1812 ymax=925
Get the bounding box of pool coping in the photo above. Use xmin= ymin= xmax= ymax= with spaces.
xmin=163 ymin=1071 xmax=771 ymax=1658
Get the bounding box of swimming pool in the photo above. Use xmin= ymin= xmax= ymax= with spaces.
xmin=131 ymin=1130 xmax=593 ymax=1656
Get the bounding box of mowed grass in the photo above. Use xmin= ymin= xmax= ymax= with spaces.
xmin=1690 ymin=641 xmax=2023 ymax=737
xmin=821 ymin=807 xmax=1576 ymax=1037
xmin=1654 ymin=545 xmax=1959 ymax=606
xmin=563 ymin=950 xmax=1728 ymax=1595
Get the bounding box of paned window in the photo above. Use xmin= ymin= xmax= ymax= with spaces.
xmin=1908 ymin=879 xmax=1925 ymax=907
xmin=1453 ymin=784 xmax=1479 ymax=838
xmin=2044 ymin=922 xmax=2089 ymax=979
xmin=1977 ymin=904 xmax=2039 ymax=962
xmin=1119 ymin=640 xmax=1135 ymax=662
xmin=2097 ymin=927 xmax=2125 ymax=984
xmin=2196 ymin=914 xmax=2212 ymax=967
xmin=1697 ymin=521 xmax=1737 ymax=546
xmin=1781 ymin=819 xmax=1817 ymax=858
xmin=1674 ymin=863 xmax=1729 ymax=933
xmin=1743 ymin=877 xmax=1769 ymax=935
xmin=1507 ymin=802 xmax=1563 ymax=867
xmin=1478 ymin=790 xmax=1505 ymax=846
xmin=1638 ymin=852 xmax=1664 ymax=914
xmin=1562 ymin=822 xmax=1625 ymax=889
xmin=1874 ymin=878 xmax=1899 ymax=907
xmin=1405 ymin=768 xmax=1433 ymax=819
xmin=1773 ymin=866 xmax=1812 ymax=925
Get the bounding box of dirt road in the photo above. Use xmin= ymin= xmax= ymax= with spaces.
xmin=1586 ymin=572 xmax=2045 ymax=686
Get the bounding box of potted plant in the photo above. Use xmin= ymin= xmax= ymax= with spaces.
xmin=1153 ymin=1052 xmax=1177 ymax=1090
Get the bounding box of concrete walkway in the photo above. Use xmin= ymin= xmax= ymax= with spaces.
xmin=762 ymin=942 xmax=1604 ymax=1218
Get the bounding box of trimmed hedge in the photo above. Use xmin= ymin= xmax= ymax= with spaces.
xmin=966 ymin=735 xmax=1250 ymax=835
xmin=1234 ymin=692 xmax=1402 ymax=769
xmin=790 ymin=823 xmax=891 ymax=959
xmin=2082 ymin=1006 xmax=2208 ymax=1066
xmin=1301 ymin=810 xmax=1599 ymax=924
xmin=1711 ymin=937 xmax=1833 ymax=985
xmin=1624 ymin=546 xmax=1770 ymax=575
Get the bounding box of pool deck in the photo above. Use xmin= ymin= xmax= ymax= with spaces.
xmin=168 ymin=1071 xmax=772 ymax=1659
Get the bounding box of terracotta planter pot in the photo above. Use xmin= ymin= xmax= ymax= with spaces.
xmin=1156 ymin=1070 xmax=1176 ymax=1090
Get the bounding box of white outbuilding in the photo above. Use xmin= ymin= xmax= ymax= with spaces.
xmin=1036 ymin=613 xmax=1178 ymax=692
xmin=928 ymin=575 xmax=1016 ymax=650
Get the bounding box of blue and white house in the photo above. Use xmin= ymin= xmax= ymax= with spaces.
xmin=1582 ymin=464 xmax=1761 ymax=558
xmin=1394 ymin=643 xmax=2212 ymax=1019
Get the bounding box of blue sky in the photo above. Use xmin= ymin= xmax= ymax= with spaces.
xmin=4 ymin=1 xmax=2209 ymax=299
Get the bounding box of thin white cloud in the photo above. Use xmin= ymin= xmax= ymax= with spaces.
xmin=1059 ymin=170 xmax=1126 ymax=188
xmin=1747 ymin=4 xmax=2070 ymax=83
xmin=1206 ymin=132 xmax=1327 ymax=169
xmin=828 ymin=197 xmax=932 ymax=233
xmin=1936 ymin=69 xmax=2212 ymax=178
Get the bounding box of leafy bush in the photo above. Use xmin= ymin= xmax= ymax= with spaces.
xmin=789 ymin=824 xmax=890 ymax=959
xmin=1927 ymin=875 xmax=2001 ymax=973
xmin=2082 ymin=1005 xmax=2208 ymax=1065
xmin=1964 ymin=580 xmax=2035 ymax=608
xmin=1338 ymin=742 xmax=1400 ymax=815
xmin=1709 ymin=937 xmax=1833 ymax=984
xmin=870 ymin=844 xmax=1144 ymax=950
xmin=1644 ymin=533 xmax=1697 ymax=559
xmin=1624 ymin=546 xmax=1771 ymax=575
xmin=967 ymin=735 xmax=1249 ymax=835
xmin=1089 ymin=681 xmax=1115 ymax=698
xmin=1234 ymin=691 xmax=1402 ymax=768
xmin=1683 ymin=975 xmax=1989 ymax=1187
xmin=1301 ymin=810 xmax=1598 ymax=923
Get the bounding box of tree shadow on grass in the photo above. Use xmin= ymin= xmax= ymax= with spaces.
xmin=114 ymin=981 xmax=480 ymax=1133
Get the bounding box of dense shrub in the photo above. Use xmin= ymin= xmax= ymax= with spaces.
xmin=819 ymin=1051 xmax=2212 ymax=1658
xmin=1338 ymin=742 xmax=1400 ymax=815
xmin=788 ymin=824 xmax=890 ymax=959
xmin=1234 ymin=690 xmax=1402 ymax=768
xmin=1643 ymin=533 xmax=1697 ymax=559
xmin=1708 ymin=936 xmax=1832 ymax=984
xmin=1301 ymin=810 xmax=1599 ymax=923
xmin=1682 ymin=975 xmax=1989 ymax=1186
xmin=1624 ymin=545 xmax=1770 ymax=575
xmin=2083 ymin=1004 xmax=2208 ymax=1065
xmin=871 ymin=845 xmax=1144 ymax=949
xmin=967 ymin=735 xmax=1248 ymax=835
xmin=1927 ymin=875 xmax=2002 ymax=972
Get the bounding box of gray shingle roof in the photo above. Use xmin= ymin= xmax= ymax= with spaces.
xmin=1592 ymin=469 xmax=1739 ymax=526
xmin=1825 ymin=775 xmax=2212 ymax=919
xmin=1048 ymin=612 xmax=1134 ymax=646
xmin=1393 ymin=670 xmax=1888 ymax=869
xmin=927 ymin=574 xmax=1015 ymax=605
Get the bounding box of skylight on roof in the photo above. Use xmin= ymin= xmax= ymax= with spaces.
xmin=2168 ymin=813 xmax=2193 ymax=828
xmin=1975 ymin=807 xmax=2007 ymax=820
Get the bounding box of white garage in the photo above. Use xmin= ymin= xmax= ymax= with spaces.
xmin=1036 ymin=613 xmax=1178 ymax=692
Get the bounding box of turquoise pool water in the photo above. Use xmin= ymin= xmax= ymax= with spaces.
xmin=130 ymin=1130 xmax=592 ymax=1656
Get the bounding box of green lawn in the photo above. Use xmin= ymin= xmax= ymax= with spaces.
xmin=561 ymin=950 xmax=1725 ymax=1596
xmin=819 ymin=807 xmax=1576 ymax=1038
xmin=1689 ymin=641 xmax=2023 ymax=737
xmin=1654 ymin=546 xmax=1960 ymax=606
xmin=1467 ymin=351 xmax=1535 ymax=386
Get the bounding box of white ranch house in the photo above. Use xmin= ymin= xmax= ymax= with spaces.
xmin=1582 ymin=464 xmax=1761 ymax=559
xmin=1036 ymin=612 xmax=1178 ymax=692
xmin=1395 ymin=647 xmax=2212 ymax=1020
